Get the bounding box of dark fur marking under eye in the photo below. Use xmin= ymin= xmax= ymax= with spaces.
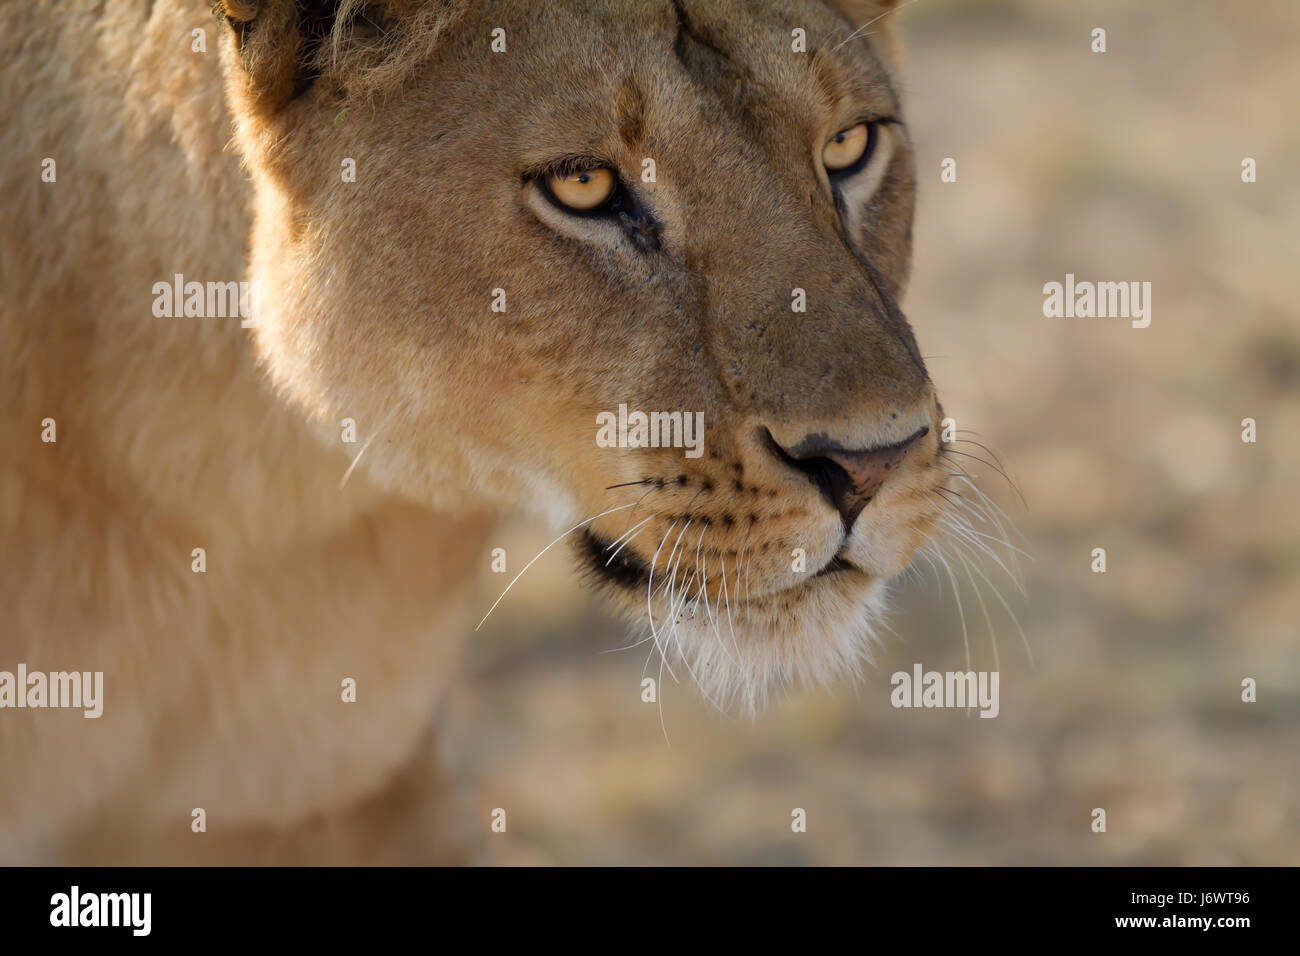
xmin=618 ymin=211 xmax=662 ymax=252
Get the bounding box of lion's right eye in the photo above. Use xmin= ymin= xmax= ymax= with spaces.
xmin=546 ymin=168 xmax=617 ymax=212
xmin=822 ymin=122 xmax=876 ymax=175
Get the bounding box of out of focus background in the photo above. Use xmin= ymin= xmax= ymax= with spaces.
xmin=452 ymin=0 xmax=1300 ymax=864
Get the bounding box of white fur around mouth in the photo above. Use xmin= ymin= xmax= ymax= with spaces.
xmin=635 ymin=570 xmax=893 ymax=716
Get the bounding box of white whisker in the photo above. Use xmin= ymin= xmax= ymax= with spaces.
xmin=831 ymin=0 xmax=921 ymax=53
xmin=605 ymin=516 xmax=653 ymax=565
xmin=338 ymin=403 xmax=401 ymax=491
xmin=647 ymin=521 xmax=681 ymax=685
xmin=475 ymin=502 xmax=638 ymax=632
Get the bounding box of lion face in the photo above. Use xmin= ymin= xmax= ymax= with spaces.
xmin=220 ymin=0 xmax=945 ymax=710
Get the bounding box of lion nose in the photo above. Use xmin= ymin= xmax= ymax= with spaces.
xmin=772 ymin=426 xmax=929 ymax=529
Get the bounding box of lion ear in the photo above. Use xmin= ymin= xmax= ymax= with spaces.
xmin=212 ymin=1 xmax=458 ymax=113
xmin=823 ymin=0 xmax=906 ymax=66
xmin=211 ymin=1 xmax=333 ymax=110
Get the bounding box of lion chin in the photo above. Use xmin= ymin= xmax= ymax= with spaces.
xmin=655 ymin=578 xmax=893 ymax=716
xmin=576 ymin=527 xmax=896 ymax=715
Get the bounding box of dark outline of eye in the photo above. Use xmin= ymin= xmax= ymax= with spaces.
xmin=533 ymin=159 xmax=631 ymax=220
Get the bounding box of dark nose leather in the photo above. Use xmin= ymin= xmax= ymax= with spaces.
xmin=775 ymin=426 xmax=928 ymax=529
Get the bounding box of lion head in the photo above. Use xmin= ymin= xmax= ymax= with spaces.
xmin=215 ymin=0 xmax=949 ymax=711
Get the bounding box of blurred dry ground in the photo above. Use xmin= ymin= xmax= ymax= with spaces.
xmin=448 ymin=0 xmax=1300 ymax=865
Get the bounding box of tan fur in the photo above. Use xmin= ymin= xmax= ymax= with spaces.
xmin=1 ymin=0 xmax=941 ymax=863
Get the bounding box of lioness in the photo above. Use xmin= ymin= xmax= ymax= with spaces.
xmin=0 ymin=0 xmax=949 ymax=863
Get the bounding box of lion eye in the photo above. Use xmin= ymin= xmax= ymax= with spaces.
xmin=547 ymin=167 xmax=617 ymax=211
xmin=822 ymin=123 xmax=873 ymax=173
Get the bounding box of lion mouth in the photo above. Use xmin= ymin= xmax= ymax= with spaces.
xmin=814 ymin=553 xmax=861 ymax=578
xmin=578 ymin=529 xmax=655 ymax=590
xmin=578 ymin=528 xmax=865 ymax=598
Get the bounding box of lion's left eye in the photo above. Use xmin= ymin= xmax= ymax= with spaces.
xmin=547 ymin=167 xmax=617 ymax=212
xmin=822 ymin=122 xmax=875 ymax=174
